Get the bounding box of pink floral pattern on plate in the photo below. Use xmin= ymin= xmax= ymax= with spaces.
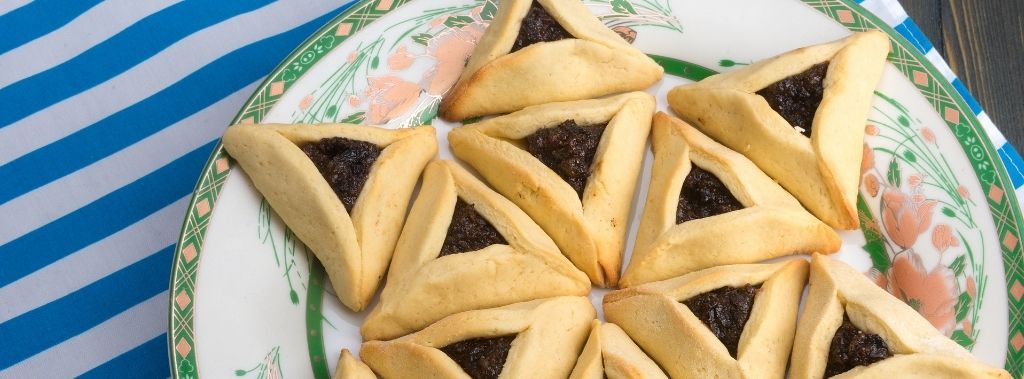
xmin=290 ymin=0 xmax=683 ymax=128
xmin=861 ymin=91 xmax=987 ymax=349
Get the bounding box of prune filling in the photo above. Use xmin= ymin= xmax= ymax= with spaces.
xmin=676 ymin=165 xmax=744 ymax=224
xmin=301 ymin=137 xmax=381 ymax=212
xmin=439 ymin=199 xmax=508 ymax=257
xmin=511 ymin=1 xmax=574 ymax=52
xmin=682 ymin=285 xmax=760 ymax=358
xmin=824 ymin=316 xmax=892 ymax=377
xmin=525 ymin=120 xmax=606 ymax=198
xmin=756 ymin=62 xmax=830 ymax=137
xmin=440 ymin=335 xmax=516 ymax=379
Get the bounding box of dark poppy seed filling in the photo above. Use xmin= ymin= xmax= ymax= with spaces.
xmin=511 ymin=1 xmax=573 ymax=52
xmin=440 ymin=335 xmax=516 ymax=379
xmin=676 ymin=165 xmax=744 ymax=224
xmin=301 ymin=137 xmax=381 ymax=212
xmin=682 ymin=285 xmax=760 ymax=358
xmin=439 ymin=199 xmax=507 ymax=257
xmin=525 ymin=120 xmax=606 ymax=198
xmin=756 ymin=62 xmax=830 ymax=137
xmin=824 ymin=316 xmax=892 ymax=377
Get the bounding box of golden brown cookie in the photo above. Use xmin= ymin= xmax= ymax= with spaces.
xmin=569 ymin=320 xmax=668 ymax=379
xmin=668 ymin=31 xmax=889 ymax=229
xmin=620 ymin=113 xmax=840 ymax=287
xmin=439 ymin=0 xmax=662 ymax=120
xmin=360 ymin=160 xmax=590 ymax=341
xmin=790 ymin=254 xmax=1010 ymax=379
xmin=449 ymin=92 xmax=655 ymax=287
xmin=222 ymin=123 xmax=436 ymax=311
xmin=362 ymin=297 xmax=595 ymax=379
xmin=605 ymin=260 xmax=809 ymax=378
xmin=333 ymin=349 xmax=376 ymax=379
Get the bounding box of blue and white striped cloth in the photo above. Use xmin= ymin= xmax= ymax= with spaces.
xmin=0 ymin=1 xmax=1020 ymax=378
xmin=0 ymin=1 xmax=355 ymax=377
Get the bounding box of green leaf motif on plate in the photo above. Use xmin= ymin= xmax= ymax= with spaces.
xmin=886 ymin=158 xmax=901 ymax=187
xmin=950 ymin=254 xmax=966 ymax=276
xmin=950 ymin=330 xmax=974 ymax=348
xmin=443 ymin=15 xmax=474 ymax=28
xmin=858 ymin=195 xmax=891 ymax=273
xmin=480 ymin=0 xmax=498 ymax=20
xmin=411 ymin=33 xmax=432 ymax=46
xmin=903 ymin=150 xmax=917 ymax=163
xmin=955 ymin=292 xmax=972 ymax=321
xmin=717 ymin=58 xmax=751 ymax=68
xmin=340 ymin=111 xmax=366 ymax=124
xmin=864 ymin=239 xmax=890 ymax=273
xmin=611 ymin=0 xmax=638 ymax=14
xmin=410 ymin=99 xmax=440 ymax=127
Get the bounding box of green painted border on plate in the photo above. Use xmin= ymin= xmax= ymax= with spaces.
xmin=306 ymin=263 xmax=329 ymax=379
xmin=167 ymin=0 xmax=1024 ymax=377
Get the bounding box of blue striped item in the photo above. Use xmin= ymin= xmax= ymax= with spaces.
xmin=0 ymin=1 xmax=356 ymax=377
xmin=0 ymin=0 xmax=1020 ymax=377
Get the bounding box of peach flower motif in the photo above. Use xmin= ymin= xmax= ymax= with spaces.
xmin=864 ymin=173 xmax=880 ymax=197
xmin=348 ymin=95 xmax=361 ymax=107
xmin=921 ymin=127 xmax=937 ymax=144
xmin=364 ymin=76 xmax=421 ymax=124
xmin=966 ymin=275 xmax=977 ymax=299
xmin=469 ymin=6 xmax=483 ymax=18
xmin=962 ymin=320 xmax=973 ymax=336
xmin=346 ymin=51 xmax=358 ymax=63
xmin=861 ymin=144 xmax=874 ymax=174
xmin=865 ymin=124 xmax=879 ymax=136
xmin=912 ymin=193 xmax=927 ymax=204
xmin=612 ymin=26 xmax=638 ymax=44
xmin=888 ymin=252 xmax=958 ymax=335
xmin=908 ymin=174 xmax=923 ymax=188
xmin=299 ymin=94 xmax=313 ymax=111
xmin=931 ymin=224 xmax=959 ymax=253
xmin=882 ymin=189 xmax=938 ymax=249
xmin=867 ymin=268 xmax=888 ymax=289
xmin=422 ymin=21 xmax=488 ymax=96
xmin=388 ymin=46 xmax=415 ymax=71
xmin=957 ymin=185 xmax=970 ymax=200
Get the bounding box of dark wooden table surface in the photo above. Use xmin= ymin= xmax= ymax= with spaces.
xmin=900 ymin=1 xmax=1024 ymax=150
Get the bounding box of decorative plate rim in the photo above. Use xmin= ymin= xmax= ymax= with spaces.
xmin=167 ymin=0 xmax=1024 ymax=377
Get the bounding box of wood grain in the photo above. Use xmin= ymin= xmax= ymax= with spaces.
xmin=901 ymin=0 xmax=1024 ymax=149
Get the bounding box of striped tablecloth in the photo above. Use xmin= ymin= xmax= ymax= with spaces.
xmin=0 ymin=0 xmax=1020 ymax=377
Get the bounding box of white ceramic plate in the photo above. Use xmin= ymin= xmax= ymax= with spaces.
xmin=168 ymin=0 xmax=1024 ymax=377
